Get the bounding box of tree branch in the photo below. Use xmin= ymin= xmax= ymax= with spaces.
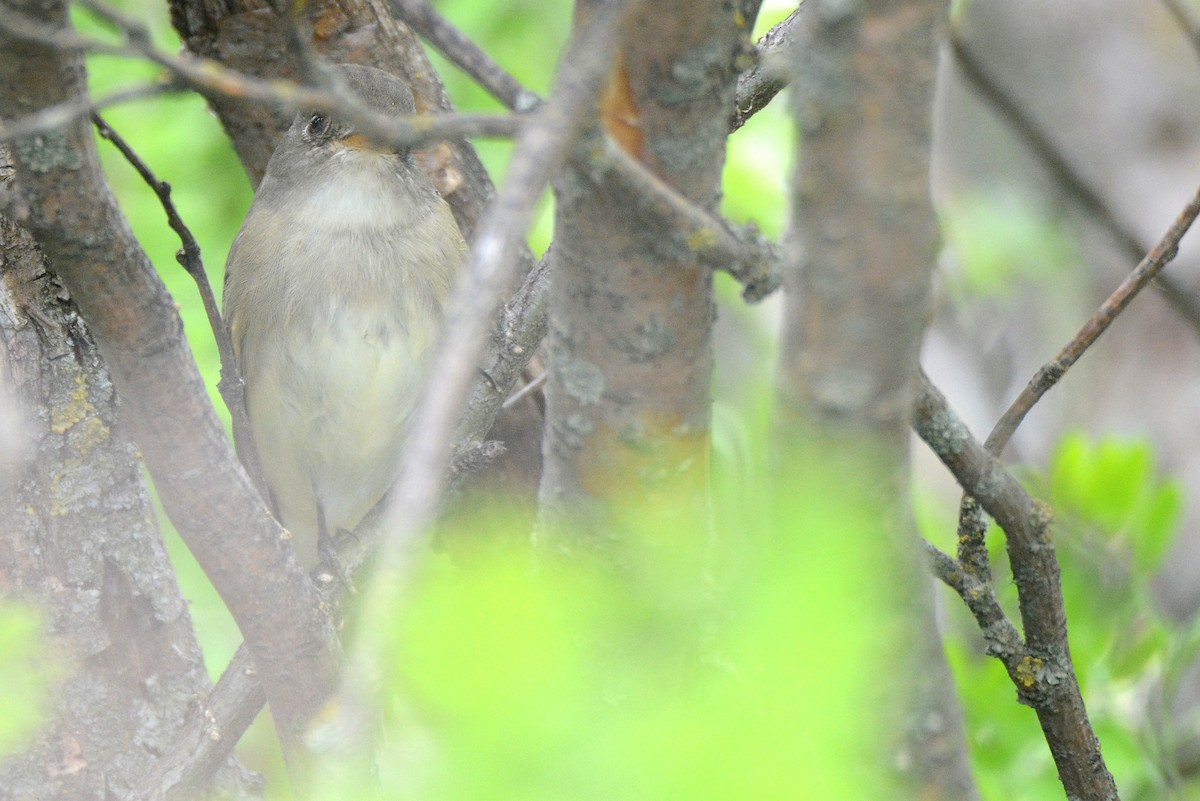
xmin=914 ymin=372 xmax=1120 ymax=801
xmin=133 ymin=240 xmax=553 ymax=797
xmin=732 ymin=7 xmax=803 ymax=131
xmin=949 ymin=29 xmax=1200 ymax=339
xmin=88 ymin=112 xmax=267 ymax=493
xmin=0 ymin=81 xmax=179 ymax=140
xmin=0 ymin=0 xmax=340 ymax=776
xmin=984 ymin=177 xmax=1200 ymax=454
xmin=0 ymin=4 xmax=523 ymax=150
xmin=389 ymin=0 xmax=541 ymax=111
xmin=576 ymin=133 xmax=782 ymax=301
xmin=923 ymin=539 xmax=1024 ymax=664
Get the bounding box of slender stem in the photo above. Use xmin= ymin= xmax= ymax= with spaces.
xmin=390 ymin=0 xmax=541 ymax=111
xmin=949 ymin=30 xmax=1200 ymax=339
xmin=985 ymin=178 xmax=1200 ymax=454
xmin=89 ymin=111 xmax=269 ymax=494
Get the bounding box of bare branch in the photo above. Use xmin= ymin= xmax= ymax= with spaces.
xmin=985 ymin=177 xmax=1200 ymax=454
xmin=0 ymin=4 xmax=522 ymax=149
xmin=390 ymin=0 xmax=541 ymax=112
xmin=134 ymin=240 xmax=554 ymax=797
xmin=0 ymin=82 xmax=178 ymax=140
xmin=502 ymin=369 xmax=547 ymax=410
xmin=0 ymin=0 xmax=341 ymax=774
xmin=577 ymin=134 xmax=782 ymax=301
xmin=914 ymin=372 xmax=1120 ymax=801
xmin=950 ymin=30 xmax=1200 ymax=339
xmin=88 ymin=112 xmax=268 ymax=494
xmin=132 ymin=641 xmax=263 ymax=801
xmin=732 ymin=8 xmax=803 ymax=131
xmin=923 ymin=540 xmax=1024 ymax=664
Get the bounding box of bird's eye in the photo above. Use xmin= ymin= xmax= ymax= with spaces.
xmin=306 ymin=113 xmax=328 ymax=137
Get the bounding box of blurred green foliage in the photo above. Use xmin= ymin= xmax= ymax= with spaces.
xmin=939 ymin=187 xmax=1080 ymax=301
xmin=306 ymin=428 xmax=908 ymax=801
xmin=0 ymin=605 xmax=60 ymax=756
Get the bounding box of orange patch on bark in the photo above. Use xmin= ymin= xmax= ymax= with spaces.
xmin=599 ymin=56 xmax=643 ymax=157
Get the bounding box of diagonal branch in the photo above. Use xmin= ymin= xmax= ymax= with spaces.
xmin=133 ymin=242 xmax=551 ymax=798
xmin=0 ymin=4 xmax=523 ymax=150
xmin=950 ymin=30 xmax=1200 ymax=338
xmin=0 ymin=81 xmax=179 ymax=140
xmin=577 ymin=134 xmax=782 ymax=301
xmin=88 ymin=112 xmax=267 ymax=494
xmin=389 ymin=0 xmax=541 ymax=111
xmin=984 ymin=177 xmax=1200 ymax=454
xmin=0 ymin=0 xmax=341 ymax=776
xmin=732 ymin=7 xmax=803 ymax=131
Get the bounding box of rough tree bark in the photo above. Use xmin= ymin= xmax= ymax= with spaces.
xmin=0 ymin=0 xmax=340 ymax=776
xmin=777 ymin=1 xmax=979 ymax=797
xmin=538 ymin=0 xmax=744 ymax=551
xmin=0 ymin=216 xmax=256 ymax=798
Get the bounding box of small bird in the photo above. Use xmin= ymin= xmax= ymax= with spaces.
xmin=223 ymin=64 xmax=466 ymax=567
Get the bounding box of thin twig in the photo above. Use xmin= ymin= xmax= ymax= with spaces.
xmin=502 ymin=370 xmax=546 ymax=410
xmin=946 ymin=27 xmax=1200 ymax=607
xmin=88 ymin=112 xmax=267 ymax=495
xmin=390 ymin=0 xmax=541 ymax=112
xmin=0 ymin=4 xmax=522 ymax=149
xmin=0 ymin=82 xmax=177 ymax=140
xmin=985 ymin=178 xmax=1200 ymax=454
xmin=732 ymin=8 xmax=803 ymax=131
xmin=923 ymin=540 xmax=1023 ymax=662
xmin=950 ymin=31 xmax=1200 ymax=340
xmin=89 ymin=114 xmax=222 ymax=364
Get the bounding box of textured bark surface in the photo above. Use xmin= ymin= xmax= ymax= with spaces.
xmin=777 ymin=1 xmax=979 ymax=798
xmin=0 ymin=0 xmax=341 ymax=769
xmin=537 ymin=0 xmax=744 ymax=550
xmin=0 ymin=216 xmax=256 ymax=800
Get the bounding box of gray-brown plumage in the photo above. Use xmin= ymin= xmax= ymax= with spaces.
xmin=223 ymin=64 xmax=466 ymax=566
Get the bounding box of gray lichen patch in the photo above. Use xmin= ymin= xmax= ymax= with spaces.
xmin=15 ymin=131 xmax=83 ymax=174
xmin=559 ymin=356 xmax=605 ymax=406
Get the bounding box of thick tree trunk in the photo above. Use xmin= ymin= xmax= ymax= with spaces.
xmin=0 ymin=0 xmax=341 ymax=773
xmin=0 ymin=216 xmax=256 ymax=799
xmin=777 ymin=1 xmax=980 ymax=797
xmin=538 ymin=0 xmax=744 ymax=552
